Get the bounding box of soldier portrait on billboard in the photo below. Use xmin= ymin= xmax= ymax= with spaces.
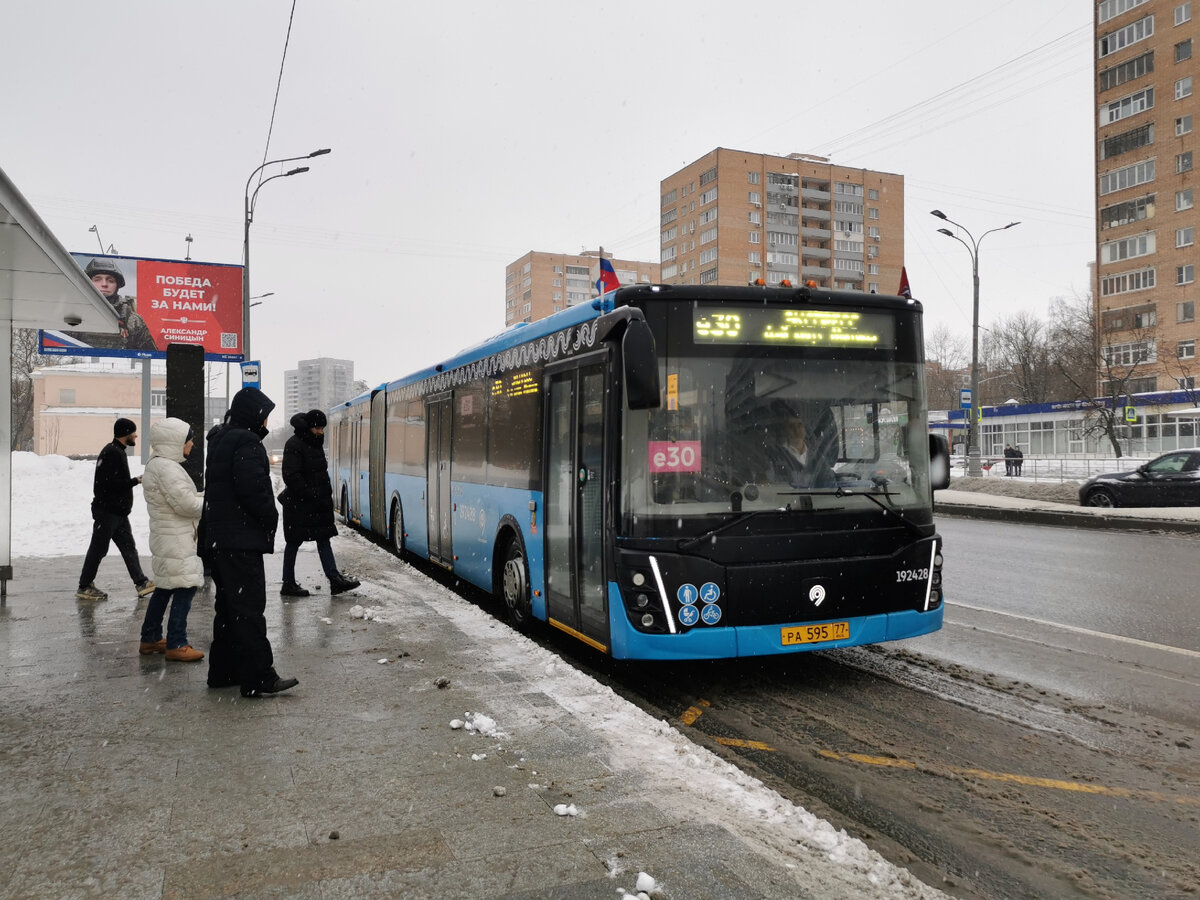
xmin=67 ymin=257 xmax=157 ymax=351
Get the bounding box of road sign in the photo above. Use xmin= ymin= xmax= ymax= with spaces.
xmin=960 ymin=388 xmax=971 ymax=410
xmin=241 ymin=360 xmax=261 ymax=389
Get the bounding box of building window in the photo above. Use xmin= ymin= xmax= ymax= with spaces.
xmin=1099 ymin=0 xmax=1149 ymax=24
xmin=868 ymin=263 xmax=879 ymax=275
xmin=699 ymin=247 xmax=718 ymax=265
xmin=1180 ymin=376 xmax=1198 ymax=389
xmin=1099 ymin=122 xmax=1154 ymax=159
xmin=1179 ymin=339 xmax=1196 ymax=359
xmin=1177 ymin=76 xmax=1194 ymax=99
xmin=868 ymin=283 xmax=879 ymax=293
xmin=1179 ymin=151 xmax=1194 ymax=173
xmin=57 ymin=389 xmax=76 ymax=405
xmin=699 ymin=208 xmax=718 ymax=225
xmin=1101 ymin=193 xmax=1155 ymax=229
xmin=1177 ymin=114 xmax=1194 ymax=135
xmin=1176 ymin=2 xmax=1192 ymax=25
xmin=748 ymin=251 xmax=761 ymax=264
xmin=699 ymin=266 xmax=718 ymax=284
xmin=1103 ymin=340 xmax=1156 ymax=366
xmin=868 ymin=207 xmax=879 ymax=219
xmin=748 ymin=191 xmax=761 ymax=205
xmin=1177 ymin=38 xmax=1193 ymax=60
xmin=748 ymin=232 xmax=760 ymax=244
xmin=700 ymin=187 xmax=717 ymax=205
xmin=1098 ymin=15 xmax=1154 ymax=58
xmin=747 ymin=172 xmax=760 ymax=185
xmin=1101 ymin=86 xmax=1155 ymax=124
xmin=1101 ymin=232 xmax=1156 ymax=263
xmin=1099 ymin=50 xmax=1155 ymax=92
xmin=749 ymin=211 xmax=761 ymax=225
xmin=1098 ymin=158 xmax=1155 ymax=194
xmin=1178 ymin=264 xmax=1195 ymax=284
xmin=867 ymin=188 xmax=879 ymax=200
xmin=1178 ymin=226 xmax=1195 ymax=247
xmin=1177 ymin=188 xmax=1194 ymax=210
xmin=1180 ymin=299 xmax=1196 ymax=321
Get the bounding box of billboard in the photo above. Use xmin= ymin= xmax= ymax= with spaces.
xmin=39 ymin=252 xmax=244 ymax=362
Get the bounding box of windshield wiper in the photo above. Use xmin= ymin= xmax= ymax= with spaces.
xmin=677 ymin=510 xmax=774 ymax=550
xmin=832 ymin=484 xmax=927 ymax=539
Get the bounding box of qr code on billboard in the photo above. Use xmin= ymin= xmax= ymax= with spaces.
xmin=220 ymin=333 xmax=238 ymax=349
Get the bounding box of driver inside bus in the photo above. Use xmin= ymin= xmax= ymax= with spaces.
xmin=768 ymin=410 xmax=837 ymax=489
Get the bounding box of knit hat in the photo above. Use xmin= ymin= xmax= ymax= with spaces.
xmin=306 ymin=409 xmax=328 ymax=428
xmin=114 ymin=418 xmax=137 ymax=438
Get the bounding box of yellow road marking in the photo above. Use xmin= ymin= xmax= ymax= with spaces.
xmin=716 ymin=737 xmax=776 ymax=751
xmin=818 ymin=748 xmax=1200 ymax=807
xmin=678 ymin=700 xmax=1197 ymax=807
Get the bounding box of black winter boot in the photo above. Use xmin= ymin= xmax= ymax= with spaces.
xmin=280 ymin=581 xmax=310 ymax=598
xmin=330 ymin=575 xmax=360 ymax=596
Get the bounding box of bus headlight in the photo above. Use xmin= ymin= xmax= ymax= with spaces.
xmin=631 ymin=572 xmax=647 ymax=587
xmin=640 ymin=613 xmax=655 ymax=627
xmin=634 ymin=593 xmax=650 ymax=608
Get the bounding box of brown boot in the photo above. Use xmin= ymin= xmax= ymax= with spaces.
xmin=139 ymin=639 xmax=167 ymax=655
xmin=165 ymin=645 xmax=204 ymax=662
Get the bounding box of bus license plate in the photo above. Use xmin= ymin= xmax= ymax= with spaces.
xmin=781 ymin=622 xmax=850 ymax=646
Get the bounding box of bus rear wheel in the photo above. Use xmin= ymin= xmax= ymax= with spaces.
xmin=499 ymin=537 xmax=532 ymax=630
xmin=389 ymin=501 xmax=404 ymax=556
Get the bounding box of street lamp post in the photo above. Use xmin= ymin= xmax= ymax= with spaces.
xmin=242 ymin=148 xmax=330 ymax=363
xmin=930 ymin=209 xmax=1020 ymax=478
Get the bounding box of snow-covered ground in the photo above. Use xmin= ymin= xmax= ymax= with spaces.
xmin=8 ymin=451 xmax=950 ymax=899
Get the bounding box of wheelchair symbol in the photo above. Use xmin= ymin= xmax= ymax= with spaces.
xmin=700 ymin=582 xmax=720 ymax=604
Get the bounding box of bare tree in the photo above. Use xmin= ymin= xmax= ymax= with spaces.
xmin=986 ymin=311 xmax=1057 ymax=405
xmin=1049 ymin=292 xmax=1158 ymax=458
xmin=923 ymin=323 xmax=968 ymax=411
xmin=10 ymin=328 xmax=43 ymax=451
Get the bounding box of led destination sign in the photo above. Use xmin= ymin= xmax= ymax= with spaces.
xmin=693 ymin=306 xmax=895 ymax=348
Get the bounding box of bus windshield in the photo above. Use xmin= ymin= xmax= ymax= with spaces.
xmin=620 ymin=351 xmax=933 ymax=535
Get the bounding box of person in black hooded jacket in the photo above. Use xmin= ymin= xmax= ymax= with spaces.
xmin=200 ymin=387 xmax=297 ymax=697
xmin=278 ymin=409 xmax=359 ymax=597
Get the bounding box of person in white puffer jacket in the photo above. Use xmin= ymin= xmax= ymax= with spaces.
xmin=139 ymin=417 xmax=205 ymax=662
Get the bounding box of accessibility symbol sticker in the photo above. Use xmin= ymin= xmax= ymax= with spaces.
xmin=700 ymin=604 xmax=722 ymax=625
xmin=678 ymin=604 xmax=700 ymax=627
xmin=699 ymin=582 xmax=720 ymax=604
xmin=677 ymin=584 xmax=698 ymax=606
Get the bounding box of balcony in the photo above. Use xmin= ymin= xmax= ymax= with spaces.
xmin=802 ymin=264 xmax=832 ymax=279
xmin=802 ymin=225 xmax=831 ymax=241
xmin=801 ymin=186 xmax=831 ymax=202
xmin=801 ymin=245 xmax=831 ymax=261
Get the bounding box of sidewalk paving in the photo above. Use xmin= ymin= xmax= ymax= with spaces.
xmin=935 ymin=489 xmax=1200 ymax=534
xmin=0 ymin=546 xmax=947 ymax=900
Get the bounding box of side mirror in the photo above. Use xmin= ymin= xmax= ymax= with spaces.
xmin=929 ymin=434 xmax=951 ymax=490
xmin=623 ymin=318 xmax=661 ymax=410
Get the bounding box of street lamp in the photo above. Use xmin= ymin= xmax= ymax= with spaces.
xmin=249 ymin=291 xmax=275 ymax=309
xmin=242 ymin=148 xmax=330 ymax=362
xmin=931 ymin=209 xmax=1020 ymax=478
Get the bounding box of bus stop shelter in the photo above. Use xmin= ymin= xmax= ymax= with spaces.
xmin=0 ymin=165 xmax=120 ymax=596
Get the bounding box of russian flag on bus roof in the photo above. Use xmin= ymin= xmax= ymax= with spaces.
xmin=595 ymin=257 xmax=620 ymax=295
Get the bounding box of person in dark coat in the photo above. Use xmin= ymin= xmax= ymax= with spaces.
xmin=75 ymin=417 xmax=155 ymax=601
xmin=278 ymin=409 xmax=359 ymax=597
xmin=1003 ymin=443 xmax=1016 ymax=476
xmin=200 ymin=387 xmax=297 ymax=697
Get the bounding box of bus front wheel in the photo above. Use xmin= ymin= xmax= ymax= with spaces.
xmin=499 ymin=536 xmax=532 ymax=630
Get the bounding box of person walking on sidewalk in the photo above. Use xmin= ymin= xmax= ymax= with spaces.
xmin=201 ymin=388 xmax=298 ymax=697
xmin=278 ymin=409 xmax=359 ymax=598
xmin=138 ymin=418 xmax=204 ymax=662
xmin=76 ymin=417 xmax=155 ymax=602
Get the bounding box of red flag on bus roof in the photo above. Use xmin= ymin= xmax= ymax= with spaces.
xmin=595 ymin=257 xmax=620 ymax=295
xmin=898 ymin=266 xmax=912 ymax=299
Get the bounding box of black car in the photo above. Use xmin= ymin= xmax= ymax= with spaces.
xmin=1078 ymin=449 xmax=1200 ymax=507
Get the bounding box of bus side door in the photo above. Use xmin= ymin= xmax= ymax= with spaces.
xmin=426 ymin=394 xmax=453 ymax=568
xmin=544 ymin=358 xmax=609 ymax=648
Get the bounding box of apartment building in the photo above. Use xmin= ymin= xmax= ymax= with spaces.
xmin=284 ymin=357 xmax=355 ymax=422
xmin=1095 ymin=0 xmax=1200 ymax=394
xmin=504 ymin=250 xmax=659 ymax=325
xmin=658 ymin=148 xmax=905 ymax=294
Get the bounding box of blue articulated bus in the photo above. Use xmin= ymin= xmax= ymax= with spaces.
xmin=329 ymin=283 xmax=951 ymax=661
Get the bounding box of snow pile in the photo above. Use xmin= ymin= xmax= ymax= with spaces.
xmin=945 ymin=475 xmax=1080 ymax=504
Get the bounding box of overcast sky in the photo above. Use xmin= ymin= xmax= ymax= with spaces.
xmin=2 ymin=0 xmax=1094 ymax=422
